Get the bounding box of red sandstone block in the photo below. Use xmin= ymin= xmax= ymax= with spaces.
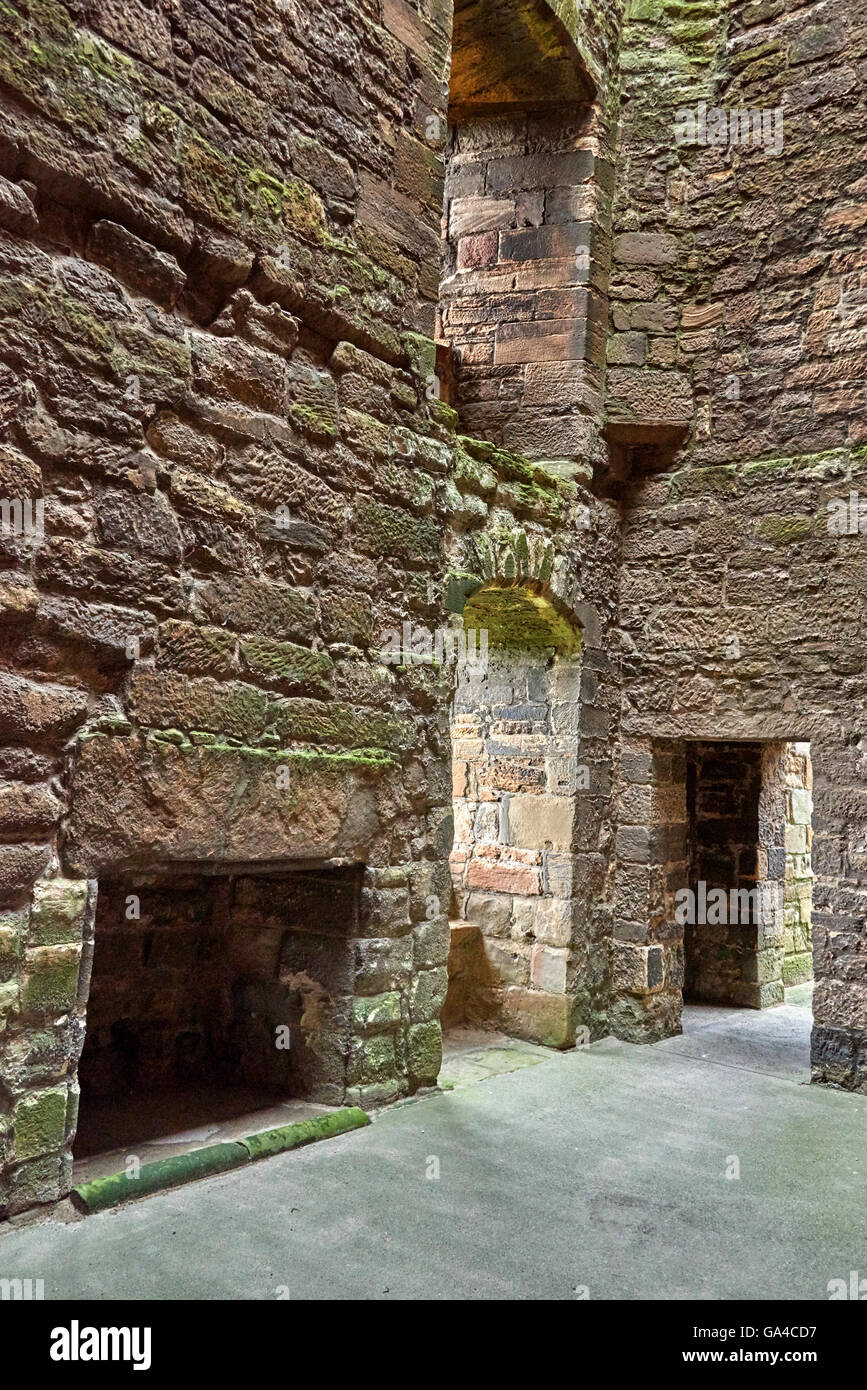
xmin=494 ymin=318 xmax=586 ymax=365
xmin=465 ymin=861 xmax=541 ymax=895
xmin=457 ymin=231 xmax=498 ymax=270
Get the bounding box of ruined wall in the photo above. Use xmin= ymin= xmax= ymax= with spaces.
xmin=448 ymin=607 xmax=583 ymax=1044
xmin=2 ymin=0 xmax=860 ymax=1223
xmin=611 ymin=0 xmax=867 ymax=1087
xmin=0 ymin=0 xmax=461 ymax=1216
xmin=440 ymin=0 xmax=623 ymax=475
xmin=437 ymin=0 xmax=625 ymax=1048
xmin=443 ymin=435 xmax=621 ymax=1046
xmin=0 ymin=0 xmax=629 ymax=1217
xmin=441 ymin=110 xmax=607 ymax=467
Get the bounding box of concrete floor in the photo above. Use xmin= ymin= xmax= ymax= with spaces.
xmin=2 ymin=986 xmax=865 ymax=1300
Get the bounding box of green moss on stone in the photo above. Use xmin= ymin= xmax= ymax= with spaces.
xmin=755 ymin=514 xmax=813 ymax=545
xmin=445 ymin=570 xmax=484 ymax=614
xmin=353 ymin=992 xmax=401 ymax=1033
xmin=29 ymin=879 xmax=88 ymax=947
xmin=270 ymin=697 xmax=404 ymax=752
xmin=21 ymin=946 xmax=80 ymax=1014
xmin=13 ymin=1086 xmax=67 ymax=1161
xmin=288 ymin=402 xmax=338 ymax=442
xmin=668 ymin=464 xmax=737 ymax=501
xmin=241 ymin=636 xmax=333 ymax=691
xmin=463 ymin=584 xmax=582 ymax=656
xmin=73 ymin=1142 xmax=250 ymax=1213
xmin=240 ymin=1107 xmax=370 ymax=1162
xmin=355 ymin=499 xmax=440 ymax=567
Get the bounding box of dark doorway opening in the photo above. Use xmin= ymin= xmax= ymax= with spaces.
xmin=684 ymin=740 xmax=765 ymax=1007
xmin=682 ymin=740 xmax=813 ymax=1010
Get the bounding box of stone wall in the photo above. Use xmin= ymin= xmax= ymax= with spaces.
xmin=442 ymin=435 xmax=621 ymax=1046
xmin=448 ymin=614 xmax=584 ymax=1045
xmin=441 ymin=110 xmax=607 ymax=467
xmin=0 ymin=0 xmax=461 ymax=1216
xmin=0 ymin=0 xmax=864 ymax=1220
xmin=783 ymin=742 xmax=813 ymax=987
xmin=441 ymin=0 xmax=622 ymax=475
xmin=0 ymin=0 xmax=628 ymax=1216
xmin=610 ymin=0 xmax=867 ymax=1086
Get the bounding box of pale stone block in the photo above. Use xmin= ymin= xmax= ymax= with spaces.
xmin=507 ymin=793 xmax=574 ymax=851
xmin=533 ymin=897 xmax=572 ymax=947
xmin=530 ymin=943 xmax=568 ymax=993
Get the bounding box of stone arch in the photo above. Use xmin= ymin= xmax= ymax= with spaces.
xmin=443 ymin=573 xmax=595 ymax=1048
xmin=445 ymin=522 xmax=601 ymax=643
xmin=440 ymin=0 xmax=607 ymax=476
xmin=448 ymin=0 xmax=595 ymax=122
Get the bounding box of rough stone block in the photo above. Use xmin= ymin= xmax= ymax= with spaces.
xmin=530 ymin=943 xmax=568 ymax=993
xmin=613 ymin=941 xmax=665 ymax=996
xmin=613 ymin=232 xmax=679 ymax=266
xmin=20 ymin=945 xmax=82 ymax=1016
xmin=501 ymin=986 xmax=575 ymax=1048
xmin=29 ymin=879 xmax=90 ymax=947
xmin=13 ymin=1085 xmax=68 ymax=1162
xmin=407 ymin=1021 xmax=442 ymax=1086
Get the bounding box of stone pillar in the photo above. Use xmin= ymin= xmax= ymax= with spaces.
xmin=350 ymin=844 xmax=449 ymax=1108
xmin=751 ymin=743 xmax=789 ymax=1009
xmin=0 ymin=876 xmax=96 ymax=1217
xmin=810 ymin=733 xmax=867 ymax=1092
xmin=610 ymin=738 xmax=686 ymax=1042
xmin=782 ymin=743 xmax=814 ymax=987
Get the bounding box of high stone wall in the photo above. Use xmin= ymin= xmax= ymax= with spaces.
xmin=611 ymin=0 xmax=867 ymax=1084
xmin=0 ymin=0 xmax=625 ymax=1215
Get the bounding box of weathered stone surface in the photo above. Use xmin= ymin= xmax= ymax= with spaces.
xmin=0 ymin=843 xmax=52 ymax=905
xmin=88 ymin=221 xmax=186 ymax=307
xmin=0 ymin=675 xmax=88 ymax=742
xmin=0 ymin=783 xmax=63 ymax=836
xmin=501 ymin=986 xmax=575 ymax=1049
xmin=612 ymin=233 xmax=679 ymax=267
xmin=65 ymin=736 xmax=390 ymax=874
xmin=0 ymin=175 xmax=37 ymax=235
xmin=605 ymin=368 xmax=693 ymax=427
xmin=0 ymin=0 xmax=863 ymax=1219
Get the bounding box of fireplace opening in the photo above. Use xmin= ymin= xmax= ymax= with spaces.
xmin=73 ymin=865 xmax=361 ymax=1178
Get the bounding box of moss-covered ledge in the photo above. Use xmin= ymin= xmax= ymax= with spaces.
xmin=63 ymin=734 xmax=398 ymax=877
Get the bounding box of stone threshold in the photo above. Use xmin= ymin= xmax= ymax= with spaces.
xmin=71 ymin=1107 xmax=370 ymax=1214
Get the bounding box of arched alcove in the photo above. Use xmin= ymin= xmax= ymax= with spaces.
xmin=449 ymin=0 xmax=594 ymax=121
xmin=444 ymin=582 xmax=585 ymax=1047
xmin=439 ymin=0 xmax=602 ymax=475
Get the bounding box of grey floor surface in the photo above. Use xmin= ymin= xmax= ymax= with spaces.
xmin=1 ymin=985 xmax=864 ymax=1301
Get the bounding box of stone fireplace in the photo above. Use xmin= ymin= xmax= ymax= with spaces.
xmin=75 ymin=866 xmax=362 ymax=1158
